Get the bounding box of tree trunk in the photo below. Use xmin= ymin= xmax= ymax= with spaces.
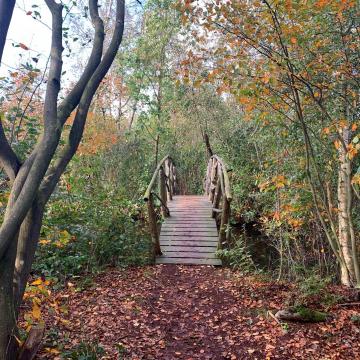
xmin=14 ymin=200 xmax=44 ymax=309
xmin=0 ymin=239 xmax=18 ymax=360
xmin=338 ymin=140 xmax=360 ymax=286
xmin=203 ymin=132 xmax=213 ymax=157
xmin=0 ymin=199 xmax=44 ymax=359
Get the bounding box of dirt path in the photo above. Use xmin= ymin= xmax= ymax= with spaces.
xmin=39 ymin=265 xmax=360 ymax=359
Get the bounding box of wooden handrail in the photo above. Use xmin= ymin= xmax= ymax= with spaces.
xmin=144 ymin=155 xmax=177 ymax=259
xmin=144 ymin=155 xmax=170 ymax=201
xmin=204 ymin=155 xmax=232 ymax=248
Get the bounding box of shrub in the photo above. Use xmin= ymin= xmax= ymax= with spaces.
xmin=216 ymin=235 xmax=255 ymax=273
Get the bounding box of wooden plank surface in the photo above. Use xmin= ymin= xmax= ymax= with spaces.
xmin=157 ymin=195 xmax=222 ymax=266
xmin=160 ymin=240 xmax=218 ymax=246
xmin=160 ymin=251 xmax=217 ymax=259
xmin=161 ymin=246 xmax=217 ymax=252
xmin=156 ymin=257 xmax=222 ymax=265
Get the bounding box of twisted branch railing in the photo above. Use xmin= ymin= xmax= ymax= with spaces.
xmin=205 ymin=155 xmax=232 ymax=248
xmin=144 ymin=155 xmax=177 ymax=258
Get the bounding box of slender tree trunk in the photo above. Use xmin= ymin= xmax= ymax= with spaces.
xmin=0 ymin=200 xmax=44 ymax=359
xmin=154 ymin=134 xmax=159 ymax=168
xmin=0 ymin=240 xmax=18 ymax=360
xmin=203 ymin=132 xmax=213 ymax=157
xmin=14 ymin=200 xmax=44 ymax=309
xmin=337 ymin=135 xmax=360 ymax=286
xmin=338 ymin=145 xmax=353 ymax=285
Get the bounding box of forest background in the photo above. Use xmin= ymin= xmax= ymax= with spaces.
xmin=0 ymin=0 xmax=359 ymax=357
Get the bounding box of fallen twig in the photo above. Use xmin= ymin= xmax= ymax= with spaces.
xmin=268 ymin=310 xmax=281 ymax=324
xmin=337 ymin=302 xmax=360 ymax=307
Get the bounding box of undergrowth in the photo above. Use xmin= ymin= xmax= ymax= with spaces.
xmin=216 ymin=235 xmax=256 ymax=273
xmin=33 ymin=147 xmax=154 ymax=284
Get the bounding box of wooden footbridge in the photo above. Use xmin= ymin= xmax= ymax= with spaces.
xmin=144 ymin=155 xmax=232 ymax=265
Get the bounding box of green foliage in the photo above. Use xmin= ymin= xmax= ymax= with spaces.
xmin=298 ymin=273 xmax=331 ymax=300
xmin=62 ymin=342 xmax=105 ymax=360
xmin=292 ymin=306 xmax=328 ymax=323
xmin=350 ymin=314 xmax=360 ymax=325
xmin=33 ymin=139 xmax=154 ymax=282
xmin=293 ymin=272 xmax=341 ymax=308
xmin=216 ymin=235 xmax=255 ymax=273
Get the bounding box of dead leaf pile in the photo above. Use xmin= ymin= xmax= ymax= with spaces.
xmin=35 ymin=265 xmax=360 ymax=359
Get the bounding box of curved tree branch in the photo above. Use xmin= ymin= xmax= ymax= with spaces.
xmin=57 ymin=0 xmax=105 ymax=125
xmin=0 ymin=118 xmax=20 ymax=181
xmin=0 ymin=0 xmax=16 ymax=65
xmin=40 ymin=0 xmax=126 ymax=202
xmin=0 ymin=0 xmax=64 ymax=260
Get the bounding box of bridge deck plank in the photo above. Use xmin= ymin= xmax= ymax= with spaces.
xmin=157 ymin=195 xmax=222 ymax=266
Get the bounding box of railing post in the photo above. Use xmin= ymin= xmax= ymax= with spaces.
xmin=159 ymin=166 xmax=168 ymax=217
xmin=172 ymin=164 xmax=177 ymax=194
xmin=219 ymin=197 xmax=230 ymax=249
xmin=168 ymin=161 xmax=174 ymax=200
xmin=209 ymin=159 xmax=217 ymax=202
xmin=147 ymin=193 xmax=161 ymax=258
xmin=205 ymin=158 xmax=212 ymax=195
xmin=212 ymin=177 xmax=222 ymax=219
xmin=164 ymin=159 xmax=175 ymax=200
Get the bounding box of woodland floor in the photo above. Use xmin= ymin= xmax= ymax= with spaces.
xmin=35 ymin=265 xmax=360 ymax=360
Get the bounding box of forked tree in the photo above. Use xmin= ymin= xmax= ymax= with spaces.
xmin=0 ymin=0 xmax=125 ymax=357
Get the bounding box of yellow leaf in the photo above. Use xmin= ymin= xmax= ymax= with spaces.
xmin=193 ymin=79 xmax=202 ymax=88
xmin=44 ymin=348 xmax=61 ymax=354
xmin=30 ymin=278 xmax=42 ymax=286
xmin=60 ymin=318 xmax=71 ymax=326
xmin=32 ymin=303 xmax=41 ymax=320
xmin=39 ymin=239 xmax=51 ymax=245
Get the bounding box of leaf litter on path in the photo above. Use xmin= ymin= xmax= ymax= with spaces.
xmin=36 ymin=265 xmax=360 ymax=359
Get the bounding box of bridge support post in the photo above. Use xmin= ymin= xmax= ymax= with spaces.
xmin=219 ymin=197 xmax=230 ymax=249
xmin=212 ymin=178 xmax=222 ymax=219
xmin=159 ymin=167 xmax=169 ymax=217
xmin=209 ymin=159 xmax=217 ymax=202
xmin=147 ymin=193 xmax=162 ymax=258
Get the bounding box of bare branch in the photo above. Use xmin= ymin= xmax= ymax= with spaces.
xmin=57 ymin=0 xmax=105 ymax=125
xmin=40 ymin=0 xmax=125 ymax=202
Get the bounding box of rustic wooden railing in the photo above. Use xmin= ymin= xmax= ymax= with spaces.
xmin=144 ymin=155 xmax=177 ymax=258
xmin=205 ymin=155 xmax=232 ymax=248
